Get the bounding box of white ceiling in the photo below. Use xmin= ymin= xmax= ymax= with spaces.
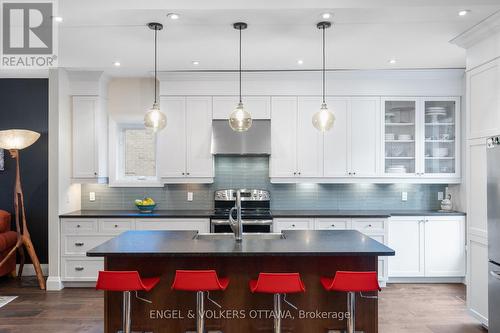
xmin=57 ymin=0 xmax=500 ymax=75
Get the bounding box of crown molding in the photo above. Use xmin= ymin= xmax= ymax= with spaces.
xmin=451 ymin=10 xmax=500 ymax=49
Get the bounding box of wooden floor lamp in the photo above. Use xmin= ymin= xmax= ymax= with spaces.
xmin=0 ymin=129 xmax=45 ymax=290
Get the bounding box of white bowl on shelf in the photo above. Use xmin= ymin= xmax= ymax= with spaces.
xmin=397 ymin=134 xmax=412 ymax=140
xmin=432 ymin=147 xmax=449 ymax=157
xmin=385 ymin=133 xmax=395 ymax=140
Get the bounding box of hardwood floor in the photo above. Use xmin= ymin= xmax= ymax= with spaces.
xmin=0 ymin=277 xmax=488 ymax=333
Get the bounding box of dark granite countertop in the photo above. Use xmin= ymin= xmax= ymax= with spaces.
xmin=86 ymin=230 xmax=395 ymax=257
xmin=59 ymin=210 xmax=215 ymax=218
xmin=271 ymin=210 xmax=466 ymax=217
xmin=61 ymin=209 xmax=465 ymax=219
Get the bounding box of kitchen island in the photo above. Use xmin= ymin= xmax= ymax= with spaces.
xmin=87 ymin=229 xmax=394 ymax=333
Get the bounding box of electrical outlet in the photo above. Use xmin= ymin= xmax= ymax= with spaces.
xmin=187 ymin=192 xmax=193 ymax=201
xmin=438 ymin=192 xmax=444 ymax=200
xmin=89 ymin=192 xmax=96 ymax=202
xmin=401 ymin=192 xmax=408 ymax=201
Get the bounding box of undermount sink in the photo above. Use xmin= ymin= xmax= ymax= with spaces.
xmin=193 ymin=232 xmax=286 ymax=240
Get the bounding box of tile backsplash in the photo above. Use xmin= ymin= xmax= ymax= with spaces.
xmin=81 ymin=156 xmax=446 ymax=211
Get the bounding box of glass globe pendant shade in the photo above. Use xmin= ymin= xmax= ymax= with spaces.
xmin=229 ymin=102 xmax=252 ymax=132
xmin=144 ymin=102 xmax=167 ymax=132
xmin=312 ymin=103 xmax=335 ymax=132
xmin=0 ymin=129 xmax=40 ymax=150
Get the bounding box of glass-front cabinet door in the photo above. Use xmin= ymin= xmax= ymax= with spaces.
xmin=383 ymin=98 xmax=417 ymax=175
xmin=421 ymin=98 xmax=459 ymax=177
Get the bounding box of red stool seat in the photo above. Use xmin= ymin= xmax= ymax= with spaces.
xmin=249 ymin=273 xmax=306 ymax=294
xmin=171 ymin=270 xmax=229 ymax=291
xmin=96 ymin=271 xmax=161 ymax=292
xmin=321 ymin=271 xmax=380 ymax=292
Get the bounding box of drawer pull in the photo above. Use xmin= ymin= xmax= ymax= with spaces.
xmin=75 ymin=266 xmax=84 ymax=271
xmin=76 ymin=224 xmax=81 ymax=228
xmin=74 ymin=242 xmax=84 ymax=247
xmin=291 ymin=224 xmax=296 ymax=227
xmin=331 ymin=224 xmax=335 ymax=227
xmin=368 ymin=224 xmax=373 ymax=227
xmin=114 ymin=224 xmax=119 ymax=228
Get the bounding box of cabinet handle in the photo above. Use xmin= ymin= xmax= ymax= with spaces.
xmin=114 ymin=224 xmax=119 ymax=228
xmin=348 ymin=172 xmax=351 ymax=176
xmin=293 ymin=172 xmax=297 ymax=176
xmin=368 ymin=224 xmax=372 ymax=227
xmin=75 ymin=267 xmax=84 ymax=271
xmin=186 ymin=172 xmax=190 ymax=176
xmin=74 ymin=242 xmax=84 ymax=247
xmin=76 ymin=224 xmax=81 ymax=228
xmin=331 ymin=224 xmax=335 ymax=227
xmin=291 ymin=224 xmax=296 ymax=227
xmin=182 ymin=172 xmax=185 ymax=175
xmin=353 ymin=172 xmax=356 ymax=175
xmin=298 ymin=172 xmax=301 ymax=175
xmin=94 ymin=172 xmax=97 ymax=176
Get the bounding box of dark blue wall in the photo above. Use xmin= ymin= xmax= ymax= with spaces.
xmin=0 ymin=79 xmax=48 ymax=264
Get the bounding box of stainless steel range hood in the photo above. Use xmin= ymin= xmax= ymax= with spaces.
xmin=211 ymin=120 xmax=271 ymax=155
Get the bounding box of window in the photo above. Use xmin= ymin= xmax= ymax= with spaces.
xmin=124 ymin=129 xmax=156 ymax=177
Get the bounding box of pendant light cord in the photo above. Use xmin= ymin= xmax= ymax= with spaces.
xmin=154 ymin=26 xmax=158 ymax=104
xmin=322 ymin=25 xmax=326 ymax=104
xmin=239 ymin=27 xmax=242 ymax=104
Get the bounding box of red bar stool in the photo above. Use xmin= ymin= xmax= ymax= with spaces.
xmin=171 ymin=270 xmax=229 ymax=333
xmin=96 ymin=271 xmax=160 ymax=333
xmin=321 ymin=271 xmax=381 ymax=333
xmin=249 ymin=273 xmax=306 ymax=333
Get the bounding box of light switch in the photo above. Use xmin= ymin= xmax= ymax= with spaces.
xmin=438 ymin=192 xmax=444 ymax=200
xmin=401 ymin=192 xmax=408 ymax=201
xmin=89 ymin=192 xmax=96 ymax=202
xmin=187 ymin=192 xmax=193 ymax=201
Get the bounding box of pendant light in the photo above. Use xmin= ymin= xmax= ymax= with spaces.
xmin=229 ymin=22 xmax=252 ymax=132
xmin=144 ymin=22 xmax=167 ymax=132
xmin=312 ymin=21 xmax=335 ymax=132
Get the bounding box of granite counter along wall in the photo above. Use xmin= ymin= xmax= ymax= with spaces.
xmin=81 ymin=157 xmax=446 ymax=211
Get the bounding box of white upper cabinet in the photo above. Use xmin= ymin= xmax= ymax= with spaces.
xmin=382 ymin=97 xmax=460 ymax=180
xmin=270 ymin=97 xmax=298 ymax=177
xmin=297 ymin=97 xmax=324 ymax=177
xmin=157 ymin=96 xmax=213 ymax=182
xmin=421 ymin=97 xmax=460 ymax=178
xmin=212 ymin=96 xmax=271 ymax=119
xmin=270 ymin=97 xmax=323 ymax=178
xmin=157 ymin=97 xmax=186 ymax=178
xmin=72 ymin=96 xmax=107 ymax=181
xmin=186 ymin=97 xmax=214 ymax=178
xmin=323 ymin=98 xmax=349 ymax=177
xmin=382 ymin=97 xmax=419 ymax=176
xmin=467 ymin=59 xmax=500 ymax=140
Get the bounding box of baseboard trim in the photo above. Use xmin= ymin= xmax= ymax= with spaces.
xmin=469 ymin=308 xmax=489 ymax=328
xmin=16 ymin=264 xmax=49 ymax=277
xmin=388 ymin=277 xmax=465 ymax=283
xmin=46 ymin=276 xmax=64 ymax=291
xmin=62 ymin=281 xmax=95 ymax=288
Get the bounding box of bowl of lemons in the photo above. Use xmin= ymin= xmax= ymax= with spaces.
xmin=135 ymin=197 xmax=157 ymax=213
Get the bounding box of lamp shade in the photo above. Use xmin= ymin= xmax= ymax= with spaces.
xmin=0 ymin=129 xmax=40 ymax=150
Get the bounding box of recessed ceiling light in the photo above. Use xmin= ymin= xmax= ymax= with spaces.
xmin=53 ymin=16 xmax=63 ymax=23
xmin=458 ymin=10 xmax=471 ymax=16
xmin=113 ymin=61 xmax=121 ymax=67
xmin=167 ymin=13 xmax=180 ymax=20
xmin=322 ymin=12 xmax=332 ymax=19
xmin=192 ymin=61 xmax=200 ymax=66
xmin=297 ymin=59 xmax=304 ymax=65
xmin=388 ymin=59 xmax=397 ymax=64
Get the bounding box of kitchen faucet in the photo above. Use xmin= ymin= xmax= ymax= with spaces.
xmin=229 ymin=190 xmax=243 ymax=241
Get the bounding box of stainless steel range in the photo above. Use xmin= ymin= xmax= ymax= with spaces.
xmin=211 ymin=189 xmax=272 ymax=233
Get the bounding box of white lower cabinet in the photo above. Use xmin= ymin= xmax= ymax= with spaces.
xmin=388 ymin=216 xmax=465 ymax=278
xmin=274 ymin=218 xmax=314 ymax=232
xmin=60 ymin=218 xmax=210 ymax=283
